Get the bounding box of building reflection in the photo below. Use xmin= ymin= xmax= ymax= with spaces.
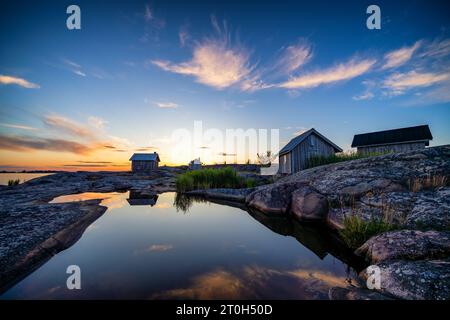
xmin=126 ymin=190 xmax=159 ymax=206
xmin=246 ymin=208 xmax=367 ymax=273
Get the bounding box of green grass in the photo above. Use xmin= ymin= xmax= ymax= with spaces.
xmin=176 ymin=167 xmax=252 ymax=192
xmin=306 ymin=152 xmax=387 ymax=169
xmin=7 ymin=179 xmax=20 ymax=186
xmin=339 ymin=215 xmax=397 ymax=249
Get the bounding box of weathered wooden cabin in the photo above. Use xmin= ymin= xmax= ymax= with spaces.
xmin=351 ymin=125 xmax=433 ymax=155
xmin=278 ymin=128 xmax=342 ymax=174
xmin=129 ymin=152 xmax=160 ymax=173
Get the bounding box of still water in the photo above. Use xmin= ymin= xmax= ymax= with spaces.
xmin=1 ymin=192 xmax=362 ymax=299
xmin=0 ymin=173 xmax=52 ymax=185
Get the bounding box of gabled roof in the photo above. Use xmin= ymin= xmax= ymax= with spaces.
xmin=279 ymin=128 xmax=342 ymax=156
xmin=351 ymin=125 xmax=432 ymax=148
xmin=129 ymin=153 xmax=160 ymax=161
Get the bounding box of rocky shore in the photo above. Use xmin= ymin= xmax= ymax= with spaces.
xmin=183 ymin=146 xmax=450 ymax=300
xmin=1 ymin=146 xmax=449 ymax=299
xmin=0 ymin=169 xmax=179 ymax=293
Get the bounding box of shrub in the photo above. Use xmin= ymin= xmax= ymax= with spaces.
xmin=339 ymin=215 xmax=397 ymax=249
xmin=245 ymin=178 xmax=256 ymax=188
xmin=176 ymin=175 xmax=194 ymax=192
xmin=8 ymin=179 xmax=20 ymax=186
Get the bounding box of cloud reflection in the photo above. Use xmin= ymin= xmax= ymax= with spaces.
xmin=151 ymin=265 xmax=350 ymax=300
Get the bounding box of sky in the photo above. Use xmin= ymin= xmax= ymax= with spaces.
xmin=1 ymin=0 xmax=450 ymax=170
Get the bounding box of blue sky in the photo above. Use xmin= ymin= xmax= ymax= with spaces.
xmin=1 ymin=0 xmax=449 ymax=169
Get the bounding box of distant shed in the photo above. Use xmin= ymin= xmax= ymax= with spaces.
xmin=278 ymin=128 xmax=342 ymax=174
xmin=129 ymin=152 xmax=160 ymax=173
xmin=189 ymin=158 xmax=202 ymax=170
xmin=351 ymin=125 xmax=433 ymax=155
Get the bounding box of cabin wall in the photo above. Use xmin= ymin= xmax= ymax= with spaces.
xmin=279 ymin=153 xmax=292 ymax=174
xmin=357 ymin=141 xmax=427 ymax=155
xmin=131 ymin=160 xmax=158 ymax=172
xmin=290 ymin=133 xmax=336 ymax=173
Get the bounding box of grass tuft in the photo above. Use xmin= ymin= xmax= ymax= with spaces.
xmin=8 ymin=179 xmax=20 ymax=186
xmin=176 ymin=167 xmax=253 ymax=192
xmin=339 ymin=215 xmax=397 ymax=249
xmin=407 ymin=174 xmax=448 ymax=192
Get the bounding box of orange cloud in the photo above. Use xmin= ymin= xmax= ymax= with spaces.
xmin=0 ymin=135 xmax=94 ymax=155
xmin=44 ymin=115 xmax=95 ymax=139
xmin=279 ymin=58 xmax=376 ymax=89
xmin=382 ymin=41 xmax=422 ymax=69
xmin=0 ymin=74 xmax=40 ymax=89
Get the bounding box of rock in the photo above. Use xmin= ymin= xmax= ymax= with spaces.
xmin=0 ymin=169 xmax=177 ymax=292
xmin=291 ymin=187 xmax=329 ymax=221
xmin=245 ymin=182 xmax=307 ymax=214
xmin=186 ymin=188 xmax=255 ymax=203
xmin=328 ymin=286 xmax=393 ymax=300
xmin=359 ymin=259 xmax=450 ymax=300
xmin=356 ymin=230 xmax=450 ymax=263
xmin=404 ymin=188 xmax=450 ymax=230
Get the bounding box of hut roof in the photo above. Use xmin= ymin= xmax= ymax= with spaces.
xmin=351 ymin=125 xmax=432 ymax=148
xmin=279 ymin=128 xmax=342 ymax=156
xmin=129 ymin=152 xmax=160 ymax=162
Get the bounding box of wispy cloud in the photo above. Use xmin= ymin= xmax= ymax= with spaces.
xmin=273 ymin=40 xmax=313 ymax=75
xmin=293 ymin=127 xmax=311 ymax=136
xmin=152 ymin=17 xmax=254 ymax=90
xmin=139 ymin=3 xmax=165 ymax=43
xmin=44 ymin=115 xmax=95 ymax=139
xmin=144 ymin=4 xmax=153 ymax=21
xmin=382 ymin=41 xmax=421 ymax=69
xmin=77 ymin=161 xmax=113 ymax=164
xmin=0 ymin=123 xmax=37 ymax=130
xmin=179 ymin=24 xmax=190 ymax=47
xmin=154 ymin=101 xmax=179 ymax=108
xmin=147 ymin=244 xmax=173 ymax=252
xmin=279 ymin=58 xmax=376 ymax=89
xmin=0 ymin=74 xmax=40 ymax=89
xmin=61 ymin=58 xmax=81 ymax=69
xmin=151 ymin=43 xmax=252 ymax=90
xmin=62 ymin=58 xmax=86 ymax=77
xmin=88 ymin=116 xmax=108 ymax=129
xmin=73 ymin=70 xmax=86 ymax=77
xmin=0 ymin=135 xmax=94 ymax=155
xmin=420 ymin=38 xmax=450 ymax=59
xmin=353 ymin=80 xmax=376 ymax=101
xmin=383 ymin=70 xmax=450 ymax=95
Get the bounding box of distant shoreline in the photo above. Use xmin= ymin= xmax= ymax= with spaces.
xmin=0 ymin=171 xmax=63 ymax=174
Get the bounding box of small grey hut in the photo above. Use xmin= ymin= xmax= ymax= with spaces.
xmin=278 ymin=128 xmax=342 ymax=174
xmin=129 ymin=152 xmax=160 ymax=173
xmin=351 ymin=125 xmax=433 ymax=155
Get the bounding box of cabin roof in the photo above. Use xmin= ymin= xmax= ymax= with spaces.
xmin=351 ymin=125 xmax=432 ymax=148
xmin=129 ymin=152 xmax=160 ymax=161
xmin=279 ymin=128 xmax=343 ymax=156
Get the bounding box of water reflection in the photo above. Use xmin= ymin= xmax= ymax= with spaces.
xmin=50 ymin=191 xmax=129 ymax=210
xmin=176 ymin=195 xmax=366 ymax=274
xmin=127 ymin=190 xmax=159 ymax=206
xmin=247 ymin=208 xmax=367 ymax=273
xmin=2 ymin=192 xmax=363 ymax=299
xmin=152 ymin=265 xmax=349 ymax=300
xmin=173 ymin=193 xmax=208 ymax=213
